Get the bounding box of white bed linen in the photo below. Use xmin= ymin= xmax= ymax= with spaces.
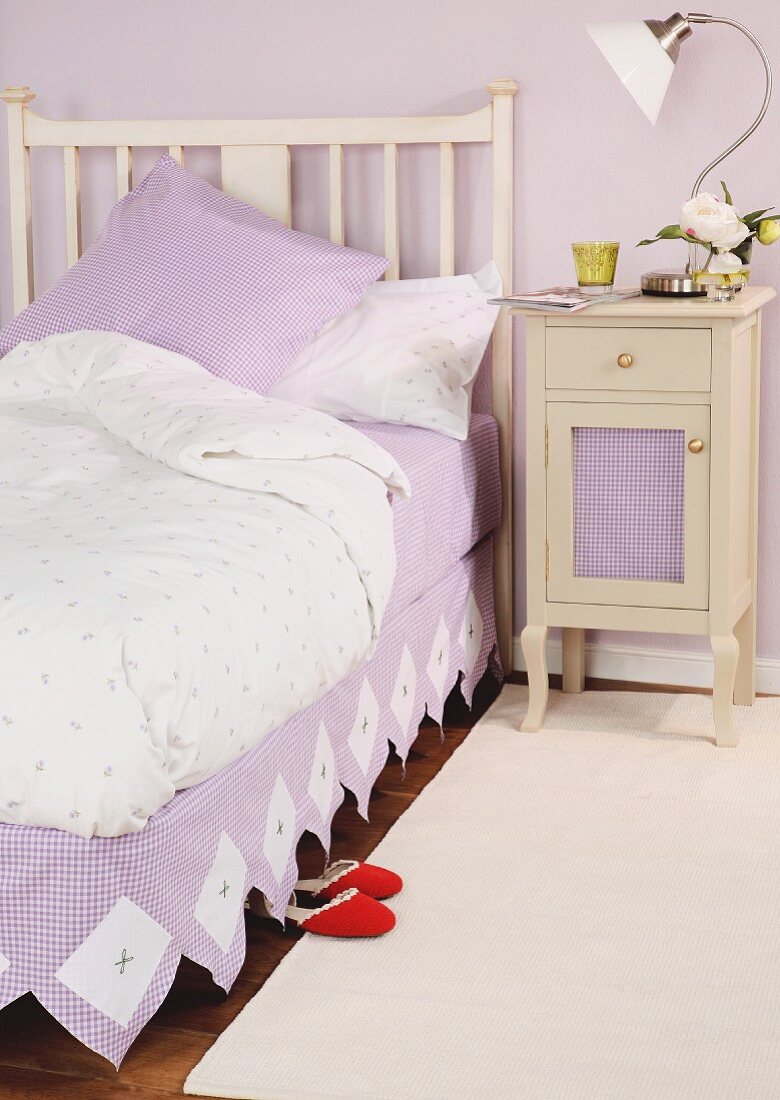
xmin=0 ymin=332 xmax=409 ymax=838
xmin=268 ymin=263 xmax=501 ymax=439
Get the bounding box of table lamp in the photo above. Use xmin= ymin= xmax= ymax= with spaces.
xmin=587 ymin=13 xmax=773 ymax=296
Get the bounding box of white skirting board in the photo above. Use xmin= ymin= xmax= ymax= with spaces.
xmin=513 ymin=636 xmax=780 ymax=695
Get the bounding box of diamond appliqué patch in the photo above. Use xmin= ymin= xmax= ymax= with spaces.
xmin=0 ymin=951 xmax=9 ymax=977
xmin=55 ymin=896 xmax=171 ymax=1027
xmin=194 ymin=831 xmax=247 ymax=952
xmin=348 ymin=677 xmax=379 ymax=775
xmin=308 ymin=721 xmax=335 ymax=822
xmin=390 ymin=645 xmax=417 ymax=741
xmin=458 ymin=589 xmax=484 ymax=673
xmin=263 ymin=775 xmax=296 ymax=883
xmin=426 ymin=615 xmax=451 ymax=702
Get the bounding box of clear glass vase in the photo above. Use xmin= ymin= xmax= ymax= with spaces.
xmin=693 ymin=270 xmax=750 ymax=302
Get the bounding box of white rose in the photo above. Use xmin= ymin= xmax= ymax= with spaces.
xmin=680 ymin=192 xmax=749 ymax=248
xmin=710 ymin=221 xmax=750 ymax=250
xmin=709 ymin=250 xmax=743 ymax=274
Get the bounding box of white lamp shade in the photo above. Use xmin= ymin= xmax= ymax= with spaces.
xmin=587 ymin=21 xmax=675 ymax=125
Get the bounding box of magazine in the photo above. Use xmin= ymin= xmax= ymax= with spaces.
xmin=489 ymin=286 xmax=642 ymax=312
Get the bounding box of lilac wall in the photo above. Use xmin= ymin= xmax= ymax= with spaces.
xmin=1 ymin=1 xmax=779 ymax=664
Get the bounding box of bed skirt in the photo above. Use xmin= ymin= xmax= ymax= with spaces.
xmin=0 ymin=536 xmax=499 ymax=1065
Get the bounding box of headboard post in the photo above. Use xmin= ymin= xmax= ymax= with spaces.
xmin=1 ymin=86 xmax=35 ymax=312
xmin=487 ymin=78 xmax=518 ymax=673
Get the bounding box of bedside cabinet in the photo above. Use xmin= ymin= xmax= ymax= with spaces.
xmin=513 ymin=286 xmax=776 ymax=746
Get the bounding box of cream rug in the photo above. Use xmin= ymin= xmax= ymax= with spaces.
xmin=185 ymin=685 xmax=780 ymax=1099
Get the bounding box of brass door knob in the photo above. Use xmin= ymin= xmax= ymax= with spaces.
xmin=688 ymin=438 xmax=704 ymax=454
xmin=616 ymin=353 xmax=633 ymax=368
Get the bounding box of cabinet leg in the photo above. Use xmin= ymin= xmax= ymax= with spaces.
xmin=562 ymin=628 xmax=585 ymax=694
xmin=711 ymin=634 xmax=740 ymax=747
xmin=733 ymin=603 xmax=756 ymax=706
xmin=521 ymin=624 xmax=549 ymax=732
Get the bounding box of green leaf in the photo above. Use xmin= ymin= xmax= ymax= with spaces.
xmin=636 ymin=228 xmax=704 ymax=249
xmin=636 ymin=224 xmax=682 ymax=247
xmin=743 ymin=207 xmax=774 ymax=226
xmin=636 ymin=223 xmax=707 ymax=248
xmin=654 ymin=223 xmax=686 ymax=239
xmin=720 ymin=180 xmax=733 ymax=205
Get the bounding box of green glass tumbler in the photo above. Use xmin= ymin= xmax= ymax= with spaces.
xmin=571 ymin=241 xmax=619 ymax=295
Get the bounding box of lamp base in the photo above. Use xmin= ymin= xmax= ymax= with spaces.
xmin=641 ymin=270 xmax=706 ymax=297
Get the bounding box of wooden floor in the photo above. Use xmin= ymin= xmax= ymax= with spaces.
xmin=0 ymin=672 xmax=735 ymax=1097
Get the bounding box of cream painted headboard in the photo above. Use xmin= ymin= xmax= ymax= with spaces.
xmin=1 ymin=80 xmax=517 ymax=669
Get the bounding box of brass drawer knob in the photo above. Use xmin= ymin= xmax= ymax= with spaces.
xmin=616 ymin=353 xmax=633 ymax=368
xmin=688 ymin=438 xmax=704 ymax=454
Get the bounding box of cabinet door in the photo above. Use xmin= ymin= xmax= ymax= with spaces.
xmin=546 ymin=402 xmax=710 ymax=609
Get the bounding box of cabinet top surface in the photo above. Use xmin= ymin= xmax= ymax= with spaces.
xmin=509 ymin=285 xmax=775 ymax=320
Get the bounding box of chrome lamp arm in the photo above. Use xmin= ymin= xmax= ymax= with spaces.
xmin=683 ymin=13 xmax=772 ymax=272
xmin=687 ymin=13 xmax=773 ymax=200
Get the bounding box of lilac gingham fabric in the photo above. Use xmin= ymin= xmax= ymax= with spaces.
xmin=0 ymin=416 xmax=501 ymax=1066
xmin=359 ymin=413 xmax=500 ymax=608
xmin=0 ymin=156 xmax=388 ymax=391
xmin=573 ymin=427 xmax=685 ymax=582
xmin=0 ymin=541 xmax=498 ymax=1066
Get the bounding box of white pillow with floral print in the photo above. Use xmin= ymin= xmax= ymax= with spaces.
xmin=269 ymin=262 xmax=501 ymax=440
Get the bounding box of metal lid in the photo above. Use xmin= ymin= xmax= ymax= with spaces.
xmin=641 ymin=269 xmax=706 ymax=297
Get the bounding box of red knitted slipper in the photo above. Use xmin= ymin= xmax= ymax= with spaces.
xmin=296 ymin=859 xmax=403 ymax=901
xmin=260 ymin=889 xmax=395 ymax=938
xmin=298 ymin=889 xmax=395 ymax=937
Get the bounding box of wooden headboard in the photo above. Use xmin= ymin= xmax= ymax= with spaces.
xmin=1 ymin=79 xmax=517 ymax=669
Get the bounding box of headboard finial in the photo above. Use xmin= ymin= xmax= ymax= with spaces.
xmin=486 ymin=79 xmax=518 ymax=97
xmin=1 ymin=86 xmax=35 ymax=106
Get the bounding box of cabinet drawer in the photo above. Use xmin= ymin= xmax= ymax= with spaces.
xmin=546 ymin=327 xmax=711 ymax=392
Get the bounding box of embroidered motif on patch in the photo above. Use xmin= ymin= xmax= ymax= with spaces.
xmin=348 ymin=677 xmax=379 ymax=775
xmin=263 ymin=775 xmax=296 ymax=883
xmin=426 ymin=615 xmax=451 ymax=702
xmin=307 ymin=721 xmax=335 ymax=822
xmin=114 ymin=948 xmax=133 ymax=975
xmin=390 ymin=645 xmax=417 ymax=741
xmin=459 ymin=589 xmax=484 ymax=674
xmin=194 ymin=831 xmax=247 ymax=952
xmin=55 ymin=896 xmax=171 ymax=1027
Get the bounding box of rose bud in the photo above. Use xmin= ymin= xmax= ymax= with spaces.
xmin=757 ymin=218 xmax=780 ymax=246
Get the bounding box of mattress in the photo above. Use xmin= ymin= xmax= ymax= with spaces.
xmin=357 ymin=413 xmax=501 ymax=615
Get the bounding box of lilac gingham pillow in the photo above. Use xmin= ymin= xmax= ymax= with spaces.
xmin=0 ymin=156 xmax=388 ymax=391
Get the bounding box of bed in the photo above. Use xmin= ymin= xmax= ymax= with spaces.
xmin=0 ymin=81 xmax=516 ymax=1064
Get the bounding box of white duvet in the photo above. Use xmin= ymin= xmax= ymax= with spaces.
xmin=0 ymin=332 xmax=409 ymax=837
